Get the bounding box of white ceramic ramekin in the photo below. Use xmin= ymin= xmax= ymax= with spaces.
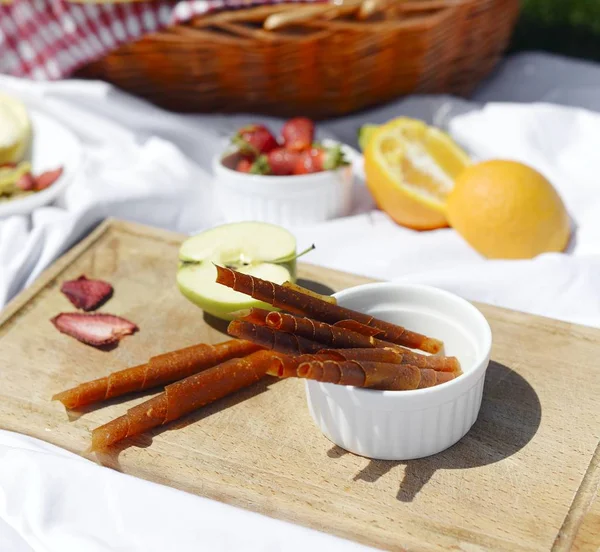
xmin=304 ymin=282 xmax=492 ymax=461
xmin=212 ymin=142 xmax=354 ymax=227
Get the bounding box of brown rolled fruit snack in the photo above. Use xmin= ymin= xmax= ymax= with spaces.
xmin=91 ymin=350 xmax=282 ymax=450
xmin=264 ymin=353 xmax=339 ymax=378
xmin=227 ymin=319 xmax=323 ymax=355
xmin=266 ymin=353 xmax=458 ymax=390
xmin=215 ymin=266 xmax=443 ymax=353
xmin=266 ymin=310 xmax=375 ymax=348
xmin=238 ymin=309 xmax=460 ymax=373
xmin=53 ymin=339 xmax=261 ymax=409
xmin=317 ymin=348 xmax=460 ymax=373
xmin=296 ymin=359 xmax=421 ymax=390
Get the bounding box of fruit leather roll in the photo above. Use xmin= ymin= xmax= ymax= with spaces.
xmin=318 ymin=348 xmax=460 ymax=373
xmin=258 ymin=311 xmax=460 ymax=372
xmin=238 ymin=308 xmax=384 ymax=349
xmin=235 ymin=307 xmax=271 ymax=326
xmin=435 ymin=371 xmax=456 ymax=385
xmin=264 ymin=352 xmax=342 ymax=378
xmin=333 ymin=319 xmax=383 ymax=337
xmin=267 ymin=354 xmax=457 ymax=390
xmin=215 ymin=266 xmax=442 ymax=353
xmin=53 ymin=339 xmax=261 ymax=409
xmin=265 ymin=310 xmax=379 ymax=348
xmin=418 ymin=368 xmax=437 ymax=389
xmin=297 ymin=359 xmax=422 ymax=391
xmin=91 ymin=350 xmax=281 ymax=450
xmin=227 ymin=320 xmax=323 ymax=355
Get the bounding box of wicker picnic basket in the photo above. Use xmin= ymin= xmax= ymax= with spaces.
xmin=77 ymin=0 xmax=520 ymax=118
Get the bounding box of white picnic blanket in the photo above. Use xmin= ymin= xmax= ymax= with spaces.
xmin=1 ymin=52 xmax=600 ymax=551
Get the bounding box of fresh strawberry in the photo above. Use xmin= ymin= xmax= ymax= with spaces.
xmin=244 ymin=149 xmax=301 ymax=176
xmin=35 ymin=167 xmax=63 ymax=191
xmin=51 ymin=313 xmax=138 ymax=348
xmin=249 ymin=155 xmax=271 ymax=175
xmin=232 ymin=124 xmax=278 ymax=156
xmin=262 ymin=148 xmax=301 ymax=175
xmin=15 ymin=172 xmax=36 ymax=191
xmin=61 ymin=275 xmax=113 ymax=311
xmin=281 ymin=117 xmax=315 ymax=152
xmin=293 ymin=145 xmax=348 ymax=174
xmin=236 ymin=158 xmax=253 ymax=173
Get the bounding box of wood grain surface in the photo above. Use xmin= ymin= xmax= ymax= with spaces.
xmin=0 ymin=219 xmax=599 ymax=551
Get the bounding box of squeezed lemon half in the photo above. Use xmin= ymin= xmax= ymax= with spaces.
xmin=364 ymin=118 xmax=470 ymax=230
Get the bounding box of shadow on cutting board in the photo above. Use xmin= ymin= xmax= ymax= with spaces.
xmin=203 ymin=312 xmax=230 ymax=334
xmin=329 ymin=361 xmax=542 ymax=502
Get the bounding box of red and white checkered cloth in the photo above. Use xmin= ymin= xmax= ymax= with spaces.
xmin=0 ymin=0 xmax=317 ymax=80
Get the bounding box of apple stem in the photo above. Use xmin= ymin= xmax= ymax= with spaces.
xmin=292 ymin=243 xmax=316 ymax=261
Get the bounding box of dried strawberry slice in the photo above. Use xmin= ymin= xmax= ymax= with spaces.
xmin=35 ymin=167 xmax=63 ymax=191
xmin=51 ymin=313 xmax=138 ymax=347
xmin=61 ymin=275 xmax=113 ymax=311
xmin=16 ymin=172 xmax=36 ymax=191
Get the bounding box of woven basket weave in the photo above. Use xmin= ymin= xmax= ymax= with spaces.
xmin=77 ymin=0 xmax=520 ymax=118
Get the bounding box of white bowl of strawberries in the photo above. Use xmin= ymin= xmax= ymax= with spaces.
xmin=213 ymin=118 xmax=354 ymax=227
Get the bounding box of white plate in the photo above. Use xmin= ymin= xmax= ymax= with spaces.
xmin=0 ymin=109 xmax=83 ymax=218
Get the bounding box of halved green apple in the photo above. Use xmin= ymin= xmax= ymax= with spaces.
xmin=177 ymin=222 xmax=297 ymax=320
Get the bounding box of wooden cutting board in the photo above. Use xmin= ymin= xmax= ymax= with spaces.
xmin=1 ymin=219 xmax=599 ymax=552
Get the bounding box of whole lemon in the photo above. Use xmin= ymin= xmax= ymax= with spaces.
xmin=446 ymin=160 xmax=571 ymax=259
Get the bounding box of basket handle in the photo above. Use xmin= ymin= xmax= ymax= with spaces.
xmin=263 ymin=0 xmax=390 ymax=30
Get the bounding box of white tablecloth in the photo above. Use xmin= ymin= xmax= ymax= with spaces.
xmin=1 ymin=52 xmax=600 ymax=551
